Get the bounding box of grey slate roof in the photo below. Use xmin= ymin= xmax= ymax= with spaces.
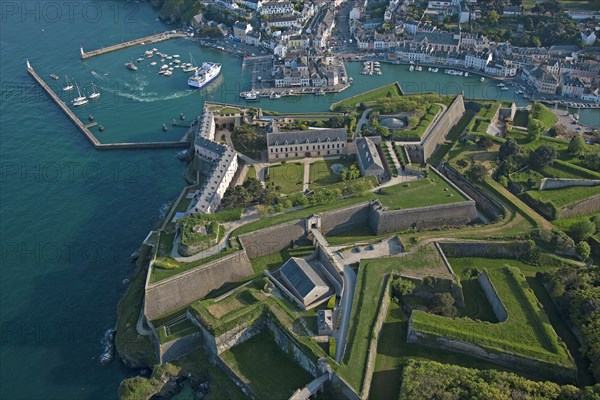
xmin=267 ymin=128 xmax=346 ymax=146
xmin=356 ymin=137 xmax=385 ymax=175
xmin=280 ymin=257 xmax=327 ymax=298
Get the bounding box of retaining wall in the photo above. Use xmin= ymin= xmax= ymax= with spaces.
xmin=360 ymin=276 xmax=392 ymax=399
xmin=406 ymin=317 xmax=576 ymax=383
xmin=422 ymin=95 xmax=466 ymax=161
xmin=144 ymin=250 xmax=254 ymax=320
xmin=440 ymin=164 xmax=505 ymax=221
xmin=267 ymin=319 xmax=319 ymax=377
xmin=559 ymin=193 xmax=600 ymax=219
xmin=477 ymin=272 xmax=508 ymax=322
xmin=330 ymin=374 xmax=361 ymax=400
xmin=370 ymin=201 xmax=477 ymax=235
xmin=438 ymin=241 xmax=531 ymax=259
xmin=238 ymin=220 xmax=306 ymax=259
xmin=319 ymin=202 xmax=371 ymax=236
xmin=539 ymin=178 xmax=600 ymax=191
xmin=159 ymin=332 xmax=202 ymax=363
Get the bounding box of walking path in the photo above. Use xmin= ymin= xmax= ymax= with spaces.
xmin=303 ymin=162 xmax=311 ymax=191
xmin=354 ymin=108 xmax=372 ymax=138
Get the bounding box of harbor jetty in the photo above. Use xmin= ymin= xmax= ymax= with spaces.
xmin=26 ymin=61 xmax=189 ymax=150
xmin=80 ymin=31 xmax=187 ymax=59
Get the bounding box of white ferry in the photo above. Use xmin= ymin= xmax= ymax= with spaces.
xmin=188 ymin=62 xmax=221 ymax=89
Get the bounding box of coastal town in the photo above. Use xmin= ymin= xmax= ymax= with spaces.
xmin=180 ymin=0 xmax=600 ymax=106
xmin=16 ymin=0 xmax=600 ymax=400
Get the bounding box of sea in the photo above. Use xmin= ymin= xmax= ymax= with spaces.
xmin=0 ymin=1 xmax=598 ymax=399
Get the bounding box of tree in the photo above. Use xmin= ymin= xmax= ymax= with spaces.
xmin=498 ymin=138 xmax=521 ymax=161
xmin=376 ymin=125 xmax=390 ymax=138
xmin=391 ymin=277 xmax=415 ymax=299
xmin=476 ymin=135 xmax=494 ymax=150
xmin=429 ymin=293 xmax=456 ymax=317
xmin=568 ymin=135 xmax=586 ymax=157
xmin=591 ymin=215 xmax=600 ymax=234
xmin=468 ymin=164 xmax=488 ymax=183
xmin=548 ymin=124 xmax=565 ymax=137
xmin=576 ymin=241 xmax=591 ymax=261
xmin=487 ymin=10 xmax=499 ymax=24
xmin=569 ymin=219 xmax=596 ymax=242
xmin=529 ymin=145 xmax=557 ymax=170
xmin=527 ymin=119 xmax=545 ymax=142
xmin=326 ymin=115 xmax=345 ymax=128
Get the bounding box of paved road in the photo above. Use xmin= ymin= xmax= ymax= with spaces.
xmin=335 ymin=264 xmax=356 ymax=362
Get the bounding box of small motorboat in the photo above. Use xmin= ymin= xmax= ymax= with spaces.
xmin=163 ymin=70 xmax=173 ymax=77
xmin=136 ymin=57 xmax=145 ymax=62
xmin=125 ymin=62 xmax=138 ymax=71
xmin=50 ymin=74 xmax=59 ymax=80
xmin=481 ymin=77 xmax=485 ymax=82
xmin=150 ymin=61 xmax=157 ymax=66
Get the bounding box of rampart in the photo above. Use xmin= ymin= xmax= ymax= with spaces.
xmin=438 ymin=240 xmax=532 ymax=259
xmin=477 ymin=272 xmax=508 ymax=322
xmin=539 ymin=178 xmax=600 ymax=191
xmin=559 ymin=193 xmax=600 ymax=219
xmin=422 ymin=95 xmax=466 ymax=161
xmin=238 ymin=220 xmax=306 ymax=258
xmin=440 ymin=164 xmax=505 ymax=221
xmin=144 ymin=251 xmax=254 ymax=320
xmin=318 ymin=202 xmax=372 ymax=236
xmin=406 ymin=316 xmax=576 ymax=383
xmin=370 ymin=201 xmax=477 ymax=235
xmin=158 ymin=332 xmax=202 ymax=363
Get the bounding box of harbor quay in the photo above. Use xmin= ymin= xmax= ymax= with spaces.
xmin=26 ymin=62 xmax=190 ymax=150
xmin=80 ymin=31 xmax=188 ymax=59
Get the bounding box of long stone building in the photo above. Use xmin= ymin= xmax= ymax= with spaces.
xmin=267 ymin=125 xmax=348 ymax=161
xmin=190 ymin=109 xmax=238 ymax=214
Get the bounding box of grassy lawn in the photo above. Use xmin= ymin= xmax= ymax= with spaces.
xmin=524 ymin=185 xmax=600 ymax=208
xmin=220 ymin=332 xmax=314 ymax=399
xmin=558 ymin=0 xmax=598 ymax=10
xmin=325 ymin=226 xmax=382 ymax=246
xmin=411 ymin=258 xmax=575 ymax=371
xmin=172 ymin=349 xmax=247 ymax=400
xmin=215 ymin=106 xmax=242 ymax=115
xmin=249 ymin=246 xmax=316 ymax=275
xmin=381 ymin=144 xmax=398 ymax=177
xmin=267 ymin=163 xmax=305 ymax=194
xmin=231 ymin=187 xmax=377 ymax=236
xmin=552 ymin=212 xmax=598 ymax=233
xmin=427 ymin=109 xmax=477 ymax=165
xmin=309 ymin=159 xmax=352 ymax=189
xmin=150 ymin=247 xmax=238 ymax=283
xmin=377 ymin=172 xmax=466 ymax=210
xmin=245 ymin=165 xmax=256 ymax=182
xmin=512 ymin=110 xmax=529 ymax=127
xmin=331 ymin=83 xmax=402 ymax=111
xmin=207 ymin=288 xmax=266 ymax=319
xmin=369 ymin=302 xmax=524 ymax=400
xmin=529 ymin=102 xmax=558 ymax=130
xmin=338 ymin=244 xmax=450 ymax=392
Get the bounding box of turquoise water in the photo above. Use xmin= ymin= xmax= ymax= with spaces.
xmin=1 ymin=2 xmax=598 ymax=400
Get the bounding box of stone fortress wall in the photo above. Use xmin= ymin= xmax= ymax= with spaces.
xmin=145 ymin=169 xmax=478 ymax=321
xmin=477 ymin=272 xmax=508 ymax=322
xmin=539 ymin=178 xmax=600 ymax=191
xmin=144 ymin=250 xmax=254 ymax=320
xmin=440 ymin=164 xmax=506 ymax=221
xmin=238 ymin=219 xmax=307 ymax=259
xmin=318 ymin=202 xmax=372 ymax=236
xmin=559 ymin=193 xmax=600 ymax=219
xmin=421 ymin=95 xmax=466 ymax=161
xmin=437 ymin=240 xmax=532 ymax=259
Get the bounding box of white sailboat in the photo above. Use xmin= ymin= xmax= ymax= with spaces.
xmin=183 ymin=53 xmax=198 ymax=73
xmin=89 ymin=82 xmax=100 ymax=99
xmin=62 ymin=75 xmax=73 ymax=91
xmin=72 ymin=81 xmax=88 ymax=106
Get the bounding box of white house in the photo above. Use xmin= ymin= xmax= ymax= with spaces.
xmin=260 ymin=1 xmax=294 ymax=15
xmin=581 ymin=30 xmax=597 ymax=46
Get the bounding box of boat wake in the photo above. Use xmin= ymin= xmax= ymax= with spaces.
xmin=91 ymin=71 xmax=108 ymax=80
xmin=103 ymin=87 xmax=195 ymax=103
